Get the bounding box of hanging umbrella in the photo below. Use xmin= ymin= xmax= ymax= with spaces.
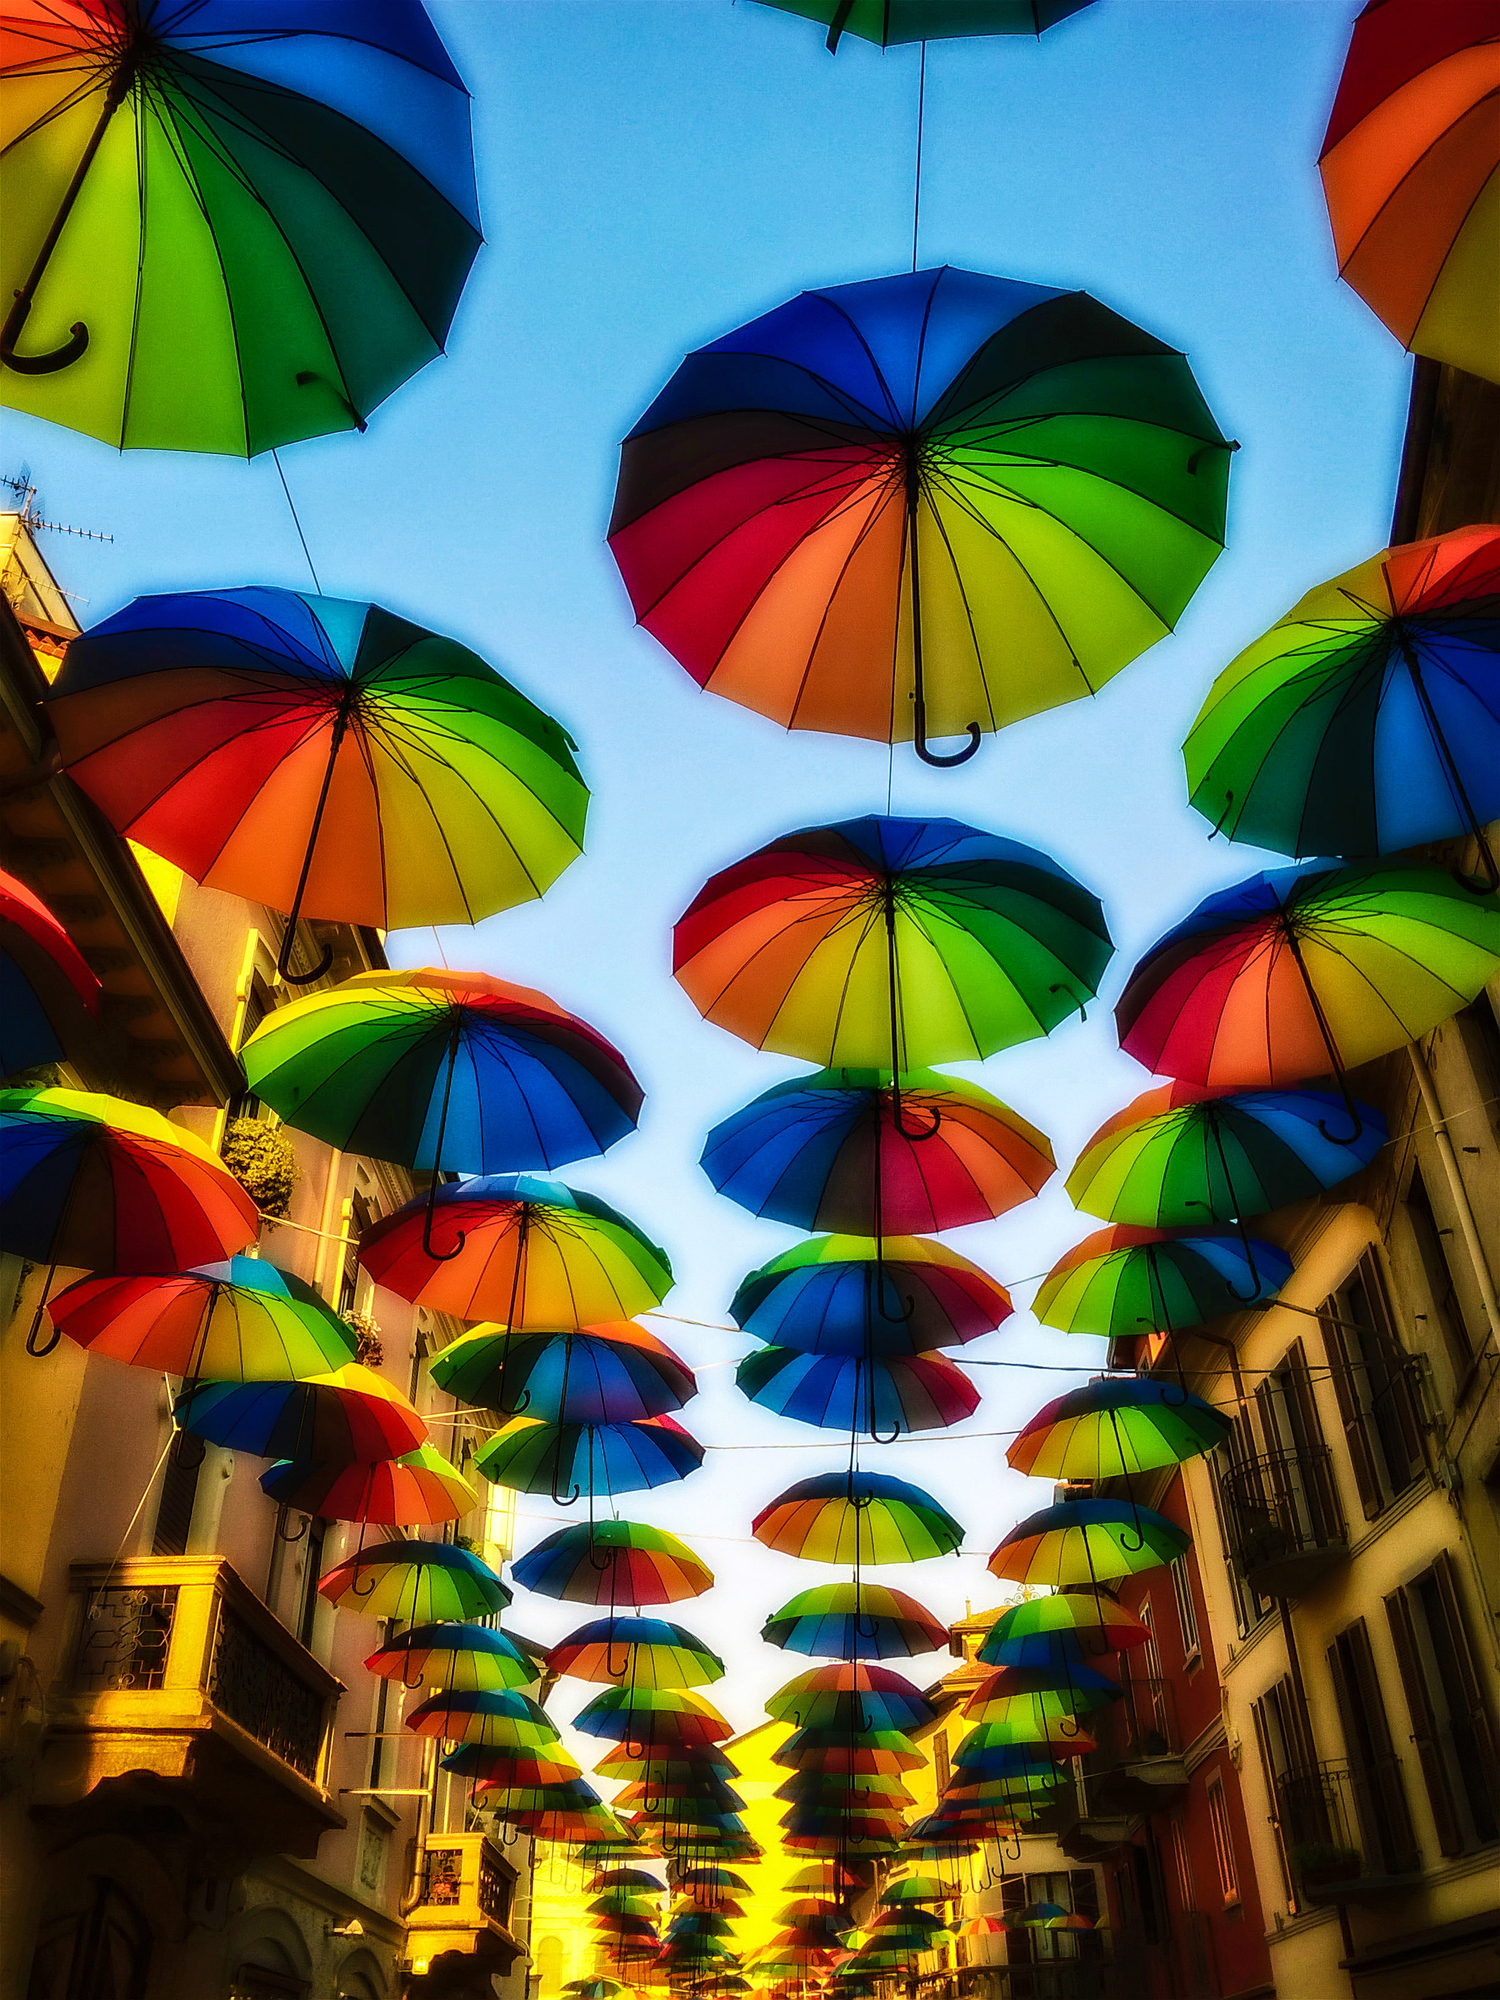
xmin=359 ymin=1175 xmax=673 ymax=1324
xmin=407 ymin=1688 xmax=565 ymax=1749
xmin=549 ymin=1618 xmax=725 ymax=1689
xmin=474 ymin=1414 xmax=703 ymax=1504
xmin=317 ymin=1537 xmax=509 ymax=1621
xmin=1318 ymin=0 xmax=1499 ymax=382
xmin=1066 ymin=1081 xmax=1386 ymax=1227
xmin=976 ymin=1590 xmax=1149 ymax=1667
xmin=988 ymin=1499 xmax=1189 ymax=1587
xmin=1045 ymin=1914 xmax=1097 ymax=1932
xmin=1183 ymin=527 xmax=1500 ymax=875
xmin=598 ymin=1751 xmax=736 ymax=1785
xmin=731 ymin=1235 xmax=1011 ymax=1355
xmin=1033 ymin=1225 xmax=1292 ymax=1339
xmin=49 ymin=591 xmax=588 ymax=984
xmin=702 ymin=1069 xmax=1053 ymax=1234
xmin=1115 ymin=862 xmax=1500 ymax=1135
xmin=1006 ymin=1377 xmax=1231 ymax=1480
xmin=1016 ymin=1903 xmax=1069 ymax=1927
xmin=365 ymin=1622 xmax=536 ymax=1693
xmin=680 ymin=1869 xmax=751 ymax=1894
xmin=737 ymin=1346 xmax=979 ymax=1438
xmin=0 ymin=869 xmax=99 ymax=1075
xmin=766 ymin=1663 xmax=935 ymax=1732
xmin=880 ymin=1878 xmax=949 ymax=1908
xmin=513 ymin=1520 xmax=713 ymax=1605
xmin=675 ymin=819 xmax=1110 ymax=1083
xmin=762 ymin=1583 xmax=950 ymax=1660
xmin=572 ymin=1688 xmax=734 ymax=1748
xmin=612 ymin=269 xmax=1230 ymax=764
xmin=752 ymin=1472 xmax=963 ymax=1564
xmin=447 ymin=1746 xmax=582 ymax=1787
xmin=432 ymin=1321 xmax=694 ymax=1422
xmin=774 ymin=1735 xmax=923 ymax=1775
xmin=785 ymin=1865 xmax=861 ymax=1894
xmin=260 ymin=1442 xmax=477 ymax=1524
xmin=589 ymin=1869 xmax=667 ymax=1893
xmin=747 ymin=1 xmax=1096 ymax=51
xmin=0 ymin=1 xmax=480 ymax=448
xmin=176 ymin=1364 xmax=426 ymax=1462
xmin=50 ymin=1254 xmax=356 ymax=1381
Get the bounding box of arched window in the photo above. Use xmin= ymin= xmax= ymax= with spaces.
xmin=26 ymin=1878 xmax=153 ymax=2000
xmin=228 ymin=1936 xmax=307 ymax=1999
xmin=534 ymin=1934 xmax=565 ymax=1994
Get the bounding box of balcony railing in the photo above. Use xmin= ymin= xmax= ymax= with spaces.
xmin=1273 ymin=1760 xmax=1419 ymax=1904
xmin=1217 ymin=1447 xmax=1347 ymax=1597
xmin=405 ymin=1833 xmax=524 ymax=1980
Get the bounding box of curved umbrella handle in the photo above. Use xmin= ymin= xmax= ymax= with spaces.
xmin=1 ymin=297 xmax=88 ymax=375
xmin=421 ymin=1188 xmax=465 ymax=1263
xmin=277 ymin=926 xmax=334 ymax=986
xmin=550 ymin=1464 xmax=582 ymax=1509
xmin=277 ymin=1509 xmax=311 ymax=1545
xmin=605 ymin=1635 xmax=632 ymax=1681
xmin=403 ymin=1668 xmax=426 ymax=1691
xmin=24 ymin=1259 xmax=61 ymax=1357
xmin=891 ymin=1092 xmax=942 ymax=1142
xmin=913 ymin=716 xmax=981 ymax=768
xmin=1315 ymin=1080 xmax=1364 ymax=1151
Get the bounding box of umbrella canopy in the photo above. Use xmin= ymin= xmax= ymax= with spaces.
xmin=1116 ymin=862 xmax=1500 ymax=1101
xmin=572 ymin=1688 xmax=734 ymax=1747
xmin=748 ymin=1 xmax=1096 ymax=50
xmin=1319 ymin=0 xmax=1499 ymax=382
xmin=773 ymin=1737 xmax=922 ymax=1776
xmin=752 ymin=1472 xmax=964 ymax=1564
xmin=259 ymin=1442 xmax=477 ymax=1525
xmin=738 ymin=1346 xmax=979 ymax=1437
xmin=702 ymin=1068 xmax=1053 ymax=1235
xmin=49 ymin=1254 xmax=356 ymax=1381
xmin=589 ymin=1869 xmax=666 ymax=1893
xmin=1033 ymin=1225 xmax=1292 ymax=1339
xmin=612 ymin=269 xmax=1230 ymax=763
xmin=549 ymin=1618 xmax=725 ymax=1689
xmin=731 ymin=1235 xmax=1011 ymax=1356
xmin=675 ymin=818 xmax=1110 ymax=1072
xmin=1006 ymin=1377 xmax=1232 ymax=1479
xmin=762 ymin=1583 xmax=950 ymax=1660
xmin=177 ymin=1364 xmax=426 ymax=1463
xmin=977 ymin=1590 xmax=1149 ymax=1667
xmin=49 ymin=592 xmax=587 ymax=979
xmin=955 ymin=1712 xmax=1099 ymax=1755
xmin=359 ymin=1175 xmax=673 ymax=1325
xmin=474 ymin=1414 xmax=703 ymax=1502
xmin=0 ymin=869 xmax=99 ymax=1075
xmin=513 ymin=1520 xmax=713 ymax=1606
xmin=1067 ymin=1081 xmax=1387 ymax=1227
xmin=365 ymin=1622 xmax=536 ymax=1693
xmin=988 ymin=1500 xmax=1189 ymax=1587
xmin=963 ymin=1661 xmax=1120 ymax=1719
xmin=407 ymin=1688 xmax=566 ymax=1750
xmin=432 ymin=1321 xmax=694 ymax=1423
xmin=243 ymin=969 xmax=642 ymax=1173
xmin=448 ymin=1747 xmax=582 ymax=1787
xmin=317 ymin=1537 xmax=509 ymax=1621
xmin=0 ymin=0 xmax=481 ymax=449
xmin=1184 ymin=527 xmax=1500 ymax=869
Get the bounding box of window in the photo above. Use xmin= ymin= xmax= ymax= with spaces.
xmin=1168 ymin=1818 xmax=1194 ymax=1911
xmin=1204 ymin=1777 xmax=1241 ymax=1906
xmin=1210 ymin=1422 xmax=1273 ymax=1636
xmin=1404 ymin=1164 xmax=1475 ymax=1376
xmin=25 ymin=1878 xmax=154 ymax=2000
xmin=227 ymin=969 xmax=276 ymax=1123
xmin=1322 ymin=1255 xmax=1425 ymax=1517
xmin=296 ymin=1517 xmax=327 ymax=1651
xmin=1250 ymin=1676 xmax=1315 ymax=1909
xmin=338 ymin=1191 xmax=375 ymax=1318
xmin=1325 ymin=1618 xmax=1420 ymax=1873
xmin=1169 ymin=1555 xmax=1200 ymax=1663
xmin=1456 ymin=993 xmax=1500 ymax=1135
xmin=151 ymin=1437 xmax=203 ymax=1556
xmin=932 ymin=1728 xmax=950 ymax=1793
xmin=1385 ymin=1552 xmax=1500 ymax=1853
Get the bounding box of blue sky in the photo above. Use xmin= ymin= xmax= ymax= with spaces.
xmin=7 ymin=0 xmax=1411 ymax=1735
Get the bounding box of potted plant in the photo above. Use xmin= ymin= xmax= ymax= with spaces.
xmin=1290 ymin=1840 xmax=1361 ymax=1892
xmin=221 ymin=1115 xmax=299 ymax=1217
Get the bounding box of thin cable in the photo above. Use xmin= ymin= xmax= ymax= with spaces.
xmin=273 ymin=447 xmax=321 ymax=593
xmin=912 ymin=41 xmax=926 ymax=274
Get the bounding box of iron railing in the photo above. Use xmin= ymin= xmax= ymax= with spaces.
xmin=74 ymin=1584 xmax=178 ymax=1692
xmin=1274 ymin=1762 xmax=1369 ymax=1893
xmin=208 ymin=1606 xmax=325 ymax=1780
xmin=1217 ymin=1447 xmax=1347 ymax=1595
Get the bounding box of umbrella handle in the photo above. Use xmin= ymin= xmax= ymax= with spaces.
xmin=605 ymin=1638 xmax=631 ymax=1681
xmin=0 ymin=295 xmax=88 ymax=375
xmin=891 ymin=1094 xmax=942 ymax=1142
xmin=403 ymin=1669 xmax=426 ymax=1690
xmin=906 ymin=461 xmax=981 ymax=768
xmin=24 ymin=1258 xmax=61 ymax=1357
xmin=1314 ymin=1077 xmax=1364 ymax=1151
xmin=277 ymin=1508 xmax=310 ymax=1544
xmin=913 ymin=716 xmax=981 ymax=768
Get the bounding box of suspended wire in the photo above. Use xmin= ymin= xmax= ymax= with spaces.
xmin=911 ymin=42 xmax=926 ymax=275
xmin=272 ymin=447 xmax=321 ymax=592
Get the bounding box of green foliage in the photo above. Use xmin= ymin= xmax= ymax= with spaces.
xmin=222 ymin=1116 xmax=299 ymax=1218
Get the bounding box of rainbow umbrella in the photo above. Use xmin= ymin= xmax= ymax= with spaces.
xmin=955 ymin=1712 xmax=1099 ymax=1756
xmin=1045 ymin=1914 xmax=1097 ymax=1932
xmin=964 ymin=1661 xmax=1120 ymax=1721
xmin=176 ymin=1363 xmax=426 ymax=1462
xmin=448 ymin=1747 xmax=582 ymax=1787
xmin=365 ymin=1623 xmax=536 ymax=1693
xmin=701 ymin=1069 xmax=1053 ymax=1234
xmin=1006 ymin=1377 xmax=1231 ymax=1480
xmin=752 ymin=1472 xmax=963 ymax=1564
xmin=961 ymin=1917 xmax=1008 ymax=1938
xmin=762 ymin=1584 xmax=950 ymax=1660
xmin=549 ymin=1618 xmax=725 ymax=1689
xmin=731 ymin=1235 xmax=1011 ymax=1355
xmin=49 ymin=591 xmax=587 ymax=983
xmin=748 ymin=1 xmax=1095 ymax=51
xmin=1066 ymin=1081 xmax=1386 ymax=1227
xmin=776 ymin=1776 xmax=914 ymax=1812
xmin=407 ymin=1688 xmax=564 ymax=1749
xmin=765 ymin=1662 xmax=935 ymax=1732
xmin=1184 ymin=528 xmax=1500 ymax=875
xmin=432 ymin=1321 xmax=694 ymax=1422
xmin=572 ymin=1688 xmax=734 ymax=1749
xmin=1115 ymin=862 xmax=1500 ymax=1133
xmin=786 ymin=1865 xmax=861 ymax=1894
xmin=317 ymin=1537 xmax=509 ymax=1621
xmin=359 ymin=1175 xmax=673 ymax=1325
xmin=1017 ymin=1903 xmax=1068 ymax=1926
xmin=880 ymin=1878 xmax=948 ymax=1908
xmin=680 ymin=1869 xmax=750 ymax=1894
xmin=773 ymin=1735 xmax=923 ymax=1775
xmin=50 ymin=1255 xmax=356 ymax=1381
xmin=474 ymin=1414 xmax=703 ymax=1504
xmin=1319 ymin=1 xmax=1499 ymax=382
xmin=0 ymin=868 xmax=99 ymax=1075
xmin=1033 ymin=1225 xmax=1292 ymax=1339
xmin=988 ymin=1499 xmax=1189 ymax=1587
xmin=260 ymin=1442 xmax=477 ymax=1524
xmin=599 ymin=1751 xmax=736 ymax=1785
xmin=612 ymin=270 xmax=1230 ymax=765
xmin=738 ymin=1346 xmax=978 ymax=1438
xmin=675 ymin=819 xmax=1110 ymax=1081
xmin=513 ymin=1520 xmax=713 ymax=1606
xmin=590 ymin=1870 xmax=666 ymax=1893
xmin=565 ymin=1984 xmax=632 ymax=1999
xmin=976 ymin=1590 xmax=1148 ymax=1668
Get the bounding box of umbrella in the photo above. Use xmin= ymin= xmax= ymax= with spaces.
xmin=976 ymin=1590 xmax=1149 ymax=1668
xmin=572 ymin=1688 xmax=734 ymax=1749
xmin=880 ymin=1878 xmax=949 ymax=1908
xmin=549 ymin=1618 xmax=725 ymax=1689
xmin=1183 ymin=527 xmax=1500 ymax=875
xmin=259 ymin=1442 xmax=477 ymax=1525
xmin=1066 ymin=1082 xmax=1386 ymax=1227
xmin=598 ymin=1751 xmax=736 ymax=1785
xmin=731 ymin=1235 xmax=1011 ymax=1355
xmin=49 ymin=591 xmax=588 ymax=985
xmin=1045 ymin=1914 xmax=1096 ymax=1932
xmin=1115 ymin=862 xmax=1500 ymax=1137
xmin=365 ymin=1622 xmax=537 ymax=1693
xmin=176 ymin=1364 xmax=426 ymax=1462
xmin=737 ymin=1346 xmax=979 ymax=1438
xmin=0 ymin=1 xmax=480 ymax=447
xmin=773 ymin=1737 xmax=922 ymax=1775
xmin=785 ymin=1865 xmax=861 ymax=1894
xmin=589 ymin=1869 xmax=666 ymax=1893
xmin=1016 ymin=1903 xmax=1068 ymax=1926
xmin=0 ymin=868 xmax=99 ymax=1075
xmin=49 ymin=1255 xmax=356 ymax=1382
xmin=1006 ymin=1378 xmax=1232 ymax=1480
xmin=762 ymin=1583 xmax=950 ymax=1660
xmin=765 ymin=1662 xmax=936 ymax=1731
xmin=748 ymin=1 xmax=1096 ymax=52
xmin=474 ymin=1414 xmax=703 ymax=1504
xmin=1033 ymin=1225 xmax=1292 ymax=1340
xmin=449 ymin=1747 xmax=582 ymax=1787
xmin=407 ymin=1688 xmax=564 ymax=1749
xmin=317 ymin=1538 xmax=509 ymax=1621
xmin=679 ymin=1869 xmax=750 ymax=1893
xmin=988 ymin=1499 xmax=1189 ymax=1587
xmin=675 ymin=819 xmax=1110 ymax=1083
xmin=513 ymin=1520 xmax=713 ymax=1605
xmin=431 ymin=1321 xmax=694 ymax=1422
xmin=359 ymin=1175 xmax=673 ymax=1325
xmin=611 ymin=269 xmax=1230 ymax=764
xmin=1319 ymin=0 xmax=1499 ymax=382
xmin=701 ymin=1068 xmax=1053 ymax=1235
xmin=752 ymin=1472 xmax=963 ymax=1564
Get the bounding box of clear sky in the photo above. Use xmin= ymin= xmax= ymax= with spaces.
xmin=7 ymin=0 xmax=1412 ymax=1746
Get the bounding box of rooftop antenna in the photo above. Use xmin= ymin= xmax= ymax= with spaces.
xmin=2 ymin=467 xmax=112 ymax=543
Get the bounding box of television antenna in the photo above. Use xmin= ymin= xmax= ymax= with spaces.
xmin=2 ymin=467 xmax=112 ymax=543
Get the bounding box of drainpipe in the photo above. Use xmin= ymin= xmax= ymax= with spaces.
xmin=1408 ymin=1037 xmax=1500 ymax=1346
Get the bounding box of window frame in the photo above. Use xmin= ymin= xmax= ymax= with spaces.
xmin=1204 ymin=1774 xmax=1241 ymax=1909
xmin=1169 ymin=1553 xmax=1201 ymax=1666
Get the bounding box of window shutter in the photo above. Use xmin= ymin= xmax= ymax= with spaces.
xmin=1384 ymin=1587 xmax=1463 ymax=1857
xmin=1321 ymin=1310 xmax=1383 ymax=1518
xmin=1070 ymin=1869 xmax=1099 ymax=1922
xmin=1326 ymin=1624 xmax=1420 ymax=1873
xmin=1284 ymin=1339 xmax=1326 ymax=1452
xmin=1250 ymin=1694 xmax=1296 ymax=1906
xmin=1356 ymin=1252 xmax=1426 ymax=1485
xmin=1431 ymin=1552 xmax=1500 ymax=1830
xmin=1000 ymin=1873 xmax=1030 ymax=1964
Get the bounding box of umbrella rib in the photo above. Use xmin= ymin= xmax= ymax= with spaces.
xmin=925 ymin=466 xmax=1090 ymax=685
xmin=785 ymin=474 xmax=906 ymax=733
xmin=916 ymin=472 xmax=999 ymax=730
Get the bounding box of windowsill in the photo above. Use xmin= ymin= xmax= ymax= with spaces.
xmin=1182 ymin=1648 xmax=1203 ymax=1675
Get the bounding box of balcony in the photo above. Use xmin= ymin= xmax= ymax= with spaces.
xmin=1088 ymin=1672 xmax=1188 ymax=1818
xmin=405 ymin=1833 xmax=524 ymax=1982
xmin=1217 ymin=1447 xmax=1347 ymax=1597
xmin=1275 ymin=1761 xmax=1422 ymax=1907
xmin=37 ymin=1557 xmax=344 ymax=1859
